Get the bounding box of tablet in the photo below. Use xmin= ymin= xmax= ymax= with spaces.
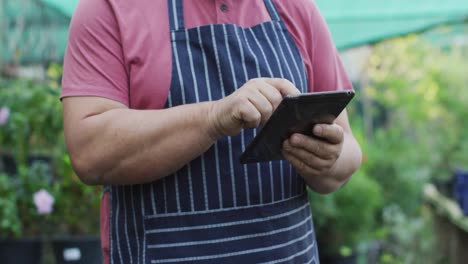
xmin=239 ymin=90 xmax=355 ymax=164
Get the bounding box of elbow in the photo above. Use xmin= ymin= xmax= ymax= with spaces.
xmin=69 ymin=151 xmax=105 ymax=186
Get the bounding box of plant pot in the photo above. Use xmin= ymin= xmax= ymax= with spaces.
xmin=320 ymin=255 xmax=357 ymax=264
xmin=433 ymin=178 xmax=455 ymax=199
xmin=0 ymin=153 xmax=17 ymax=175
xmin=454 ymin=169 xmax=468 ymax=215
xmin=0 ymin=238 xmax=43 ymax=264
xmin=52 ymin=236 xmax=102 ymax=264
xmin=320 ymin=254 xmax=358 ymax=264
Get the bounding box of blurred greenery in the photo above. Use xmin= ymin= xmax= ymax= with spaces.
xmin=0 ymin=173 xmax=21 ymax=237
xmin=0 ymin=75 xmax=62 ymax=165
xmin=310 ymin=171 xmax=383 ymax=256
xmin=0 ymin=64 xmax=101 ymax=239
xmin=310 ymin=35 xmax=468 ymax=262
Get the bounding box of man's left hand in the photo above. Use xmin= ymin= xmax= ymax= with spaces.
xmin=282 ymin=123 xmax=344 ymax=181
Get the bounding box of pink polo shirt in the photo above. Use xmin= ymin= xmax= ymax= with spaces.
xmin=61 ymin=0 xmax=351 ymax=262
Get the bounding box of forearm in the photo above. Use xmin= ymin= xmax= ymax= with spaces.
xmin=304 ymin=132 xmax=362 ymax=193
xmin=329 ymin=132 xmax=362 ymax=181
xmin=64 ymin=78 xmax=301 ymax=186
xmin=67 ymin=102 xmax=217 ymax=185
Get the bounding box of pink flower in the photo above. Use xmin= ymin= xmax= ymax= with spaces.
xmin=0 ymin=107 xmax=9 ymax=125
xmin=33 ymin=189 xmax=55 ymax=215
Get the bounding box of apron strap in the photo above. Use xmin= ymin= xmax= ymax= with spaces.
xmin=169 ymin=0 xmax=281 ymax=31
xmin=264 ymin=0 xmax=282 ymax=22
xmin=168 ymin=0 xmax=185 ymax=31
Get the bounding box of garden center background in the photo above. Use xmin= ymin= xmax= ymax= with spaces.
xmin=1 ymin=1 xmax=467 ymax=263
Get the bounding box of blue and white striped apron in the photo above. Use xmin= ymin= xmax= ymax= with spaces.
xmin=110 ymin=0 xmax=319 ymax=263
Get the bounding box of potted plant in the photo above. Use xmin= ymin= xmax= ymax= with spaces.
xmin=0 ymin=66 xmax=63 ymax=172
xmin=0 ymin=173 xmax=40 ymax=264
xmin=0 ymin=162 xmax=57 ymax=264
xmin=309 ymin=171 xmax=383 ymax=264
xmin=0 ymin=65 xmax=103 ymax=263
xmin=51 ymin=151 xmax=103 ymax=264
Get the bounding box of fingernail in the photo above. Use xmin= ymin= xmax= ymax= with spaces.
xmin=291 ymin=135 xmax=301 ymax=145
xmin=314 ymin=125 xmax=322 ymax=136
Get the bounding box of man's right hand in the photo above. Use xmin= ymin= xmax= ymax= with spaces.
xmin=208 ymin=78 xmax=301 ymax=138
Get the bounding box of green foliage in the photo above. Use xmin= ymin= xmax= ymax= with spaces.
xmin=0 ymin=173 xmax=21 ymax=237
xmin=359 ymin=125 xmax=431 ymax=215
xmin=15 ymin=162 xmax=55 ymax=237
xmin=0 ymin=65 xmax=62 ymax=166
xmin=0 ymin=64 xmax=101 ymax=238
xmin=0 ymin=161 xmax=56 ymax=239
xmin=365 ymin=36 xmax=468 ymax=180
xmin=52 ymin=154 xmax=101 ymax=235
xmin=310 ymin=35 xmax=468 ymax=261
xmin=377 ymin=205 xmax=436 ymax=263
xmin=359 ymin=36 xmax=468 ymax=261
xmin=310 ymin=171 xmax=383 ymax=255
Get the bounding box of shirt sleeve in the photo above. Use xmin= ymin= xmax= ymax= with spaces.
xmin=308 ymin=1 xmax=352 ymax=92
xmin=61 ymin=0 xmax=129 ymax=106
xmin=275 ymin=0 xmax=352 ymax=92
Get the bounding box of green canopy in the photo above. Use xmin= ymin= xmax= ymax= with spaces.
xmin=41 ymin=0 xmax=468 ymax=50
xmin=41 ymin=0 xmax=78 ymax=19
xmin=315 ymin=0 xmax=468 ymax=50
xmin=2 ymin=0 xmax=468 ymax=64
xmin=0 ymin=0 xmax=70 ymax=64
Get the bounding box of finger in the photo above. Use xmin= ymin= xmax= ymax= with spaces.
xmin=289 ymin=133 xmax=341 ymax=161
xmin=282 ymin=148 xmax=320 ymax=176
xmin=262 ymin=78 xmax=301 ymax=96
xmin=313 ymin=123 xmax=344 ymax=145
xmin=283 ymin=139 xmax=332 ymax=169
xmin=245 ymin=89 xmax=274 ymax=125
xmin=238 ymin=100 xmax=262 ymax=128
xmin=257 ymin=83 xmax=283 ymax=111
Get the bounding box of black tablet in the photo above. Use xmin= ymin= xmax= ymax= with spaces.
xmin=239 ymin=90 xmax=355 ymax=164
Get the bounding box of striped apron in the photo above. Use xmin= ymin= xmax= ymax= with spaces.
xmin=109 ymin=0 xmax=319 ymax=263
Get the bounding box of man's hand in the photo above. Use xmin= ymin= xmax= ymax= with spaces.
xmin=282 ymin=123 xmax=346 ymax=192
xmin=283 ymin=110 xmax=362 ymax=193
xmin=208 ymin=78 xmax=300 ymax=138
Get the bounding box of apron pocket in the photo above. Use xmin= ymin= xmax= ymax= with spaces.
xmin=143 ymin=194 xmax=315 ymax=264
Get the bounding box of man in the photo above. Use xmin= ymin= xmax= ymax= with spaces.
xmin=62 ymin=0 xmax=362 ymax=263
